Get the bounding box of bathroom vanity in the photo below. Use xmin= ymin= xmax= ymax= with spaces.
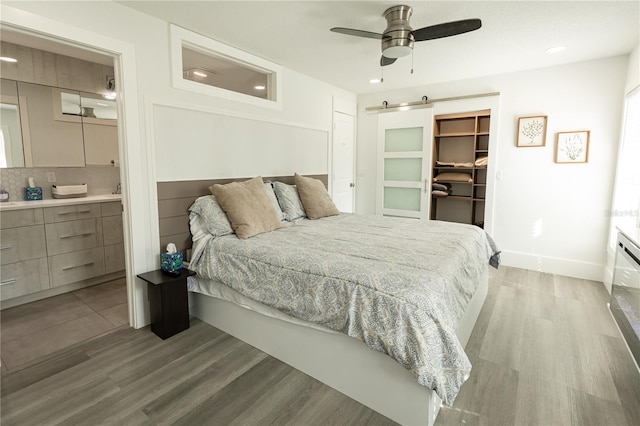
xmin=0 ymin=195 xmax=125 ymax=309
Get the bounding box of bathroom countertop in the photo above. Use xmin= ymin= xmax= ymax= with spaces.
xmin=0 ymin=194 xmax=122 ymax=211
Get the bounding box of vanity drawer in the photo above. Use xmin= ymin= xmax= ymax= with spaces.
xmin=101 ymin=201 xmax=122 ymax=217
xmin=0 ymin=258 xmax=50 ymax=300
xmin=0 ymin=225 xmax=47 ymax=265
xmin=102 ymin=215 xmax=123 ymax=246
xmin=104 ymin=243 xmax=125 ymax=274
xmin=0 ymin=208 xmax=44 ymax=229
xmin=43 ymin=203 xmax=101 ymax=223
xmin=45 ymin=218 xmax=103 ymax=256
xmin=48 ymin=247 xmax=105 ymax=287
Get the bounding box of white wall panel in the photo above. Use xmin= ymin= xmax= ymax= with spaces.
xmin=153 ymin=104 xmax=328 ymax=181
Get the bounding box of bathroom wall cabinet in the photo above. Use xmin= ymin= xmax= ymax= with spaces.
xmin=0 ymin=200 xmax=125 ymax=308
xmin=12 ymin=81 xmax=119 ymax=168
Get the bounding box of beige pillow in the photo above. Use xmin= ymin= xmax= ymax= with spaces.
xmin=433 ymin=172 xmax=473 ymax=183
xmin=209 ymin=176 xmax=283 ymax=239
xmin=294 ymin=173 xmax=340 ymax=220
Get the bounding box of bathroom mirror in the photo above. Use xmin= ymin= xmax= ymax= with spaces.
xmin=0 ymin=79 xmax=26 ymax=168
xmin=0 ymin=79 xmax=118 ymax=168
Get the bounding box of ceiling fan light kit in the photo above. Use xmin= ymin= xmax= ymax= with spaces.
xmin=330 ymin=4 xmax=482 ymax=70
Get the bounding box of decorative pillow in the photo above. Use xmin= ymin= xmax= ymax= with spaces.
xmin=188 ymin=195 xmax=234 ymax=237
xmin=294 ymin=173 xmax=340 ymax=220
xmin=264 ymin=181 xmax=286 ymax=222
xmin=273 ymin=181 xmax=306 ymax=221
xmin=209 ymin=176 xmax=283 ymax=239
xmin=433 ymin=172 xmax=473 ymax=183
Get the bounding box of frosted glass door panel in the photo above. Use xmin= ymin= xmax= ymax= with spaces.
xmin=384 ymin=158 xmax=422 ymax=181
xmin=377 ymin=108 xmax=433 ymax=219
xmin=385 ymin=127 xmax=423 ymax=152
xmin=383 ymin=187 xmax=421 ymax=212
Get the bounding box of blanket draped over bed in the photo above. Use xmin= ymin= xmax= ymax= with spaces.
xmin=189 ymin=214 xmax=500 ymax=405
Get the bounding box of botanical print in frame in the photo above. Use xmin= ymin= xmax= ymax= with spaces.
xmin=555 ymin=131 xmax=590 ymax=163
xmin=517 ymin=115 xmax=547 ymax=147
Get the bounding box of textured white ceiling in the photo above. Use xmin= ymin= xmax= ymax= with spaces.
xmin=120 ymin=1 xmax=639 ymax=94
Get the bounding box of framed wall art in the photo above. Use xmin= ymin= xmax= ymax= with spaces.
xmin=555 ymin=130 xmax=590 ymax=163
xmin=517 ymin=115 xmax=547 ymax=147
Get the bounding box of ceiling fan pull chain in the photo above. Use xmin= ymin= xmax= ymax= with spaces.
xmin=411 ymin=49 xmax=415 ymax=74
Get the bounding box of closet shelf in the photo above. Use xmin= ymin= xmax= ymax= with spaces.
xmin=433 ymin=180 xmax=473 ymax=184
xmin=434 ymin=166 xmax=474 ymax=170
xmin=432 ymin=195 xmax=472 ymax=201
xmin=435 ymin=132 xmax=476 ymax=137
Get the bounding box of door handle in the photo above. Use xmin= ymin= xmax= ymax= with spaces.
xmin=349 ymin=182 xmax=355 ymax=188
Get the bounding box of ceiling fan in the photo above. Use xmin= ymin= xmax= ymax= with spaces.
xmin=330 ymin=5 xmax=482 ymax=67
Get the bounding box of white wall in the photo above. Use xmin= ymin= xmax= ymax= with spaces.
xmin=357 ymin=56 xmax=629 ymax=281
xmin=2 ymin=1 xmax=356 ymax=327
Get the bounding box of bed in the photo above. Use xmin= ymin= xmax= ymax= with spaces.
xmin=183 ymin=175 xmax=499 ymax=426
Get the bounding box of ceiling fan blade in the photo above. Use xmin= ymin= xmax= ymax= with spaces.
xmin=330 ymin=27 xmax=384 ymax=40
xmin=413 ymin=19 xmax=482 ymax=42
xmin=380 ymin=56 xmax=397 ymax=66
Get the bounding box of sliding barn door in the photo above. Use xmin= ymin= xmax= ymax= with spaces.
xmin=376 ymin=108 xmax=433 ymax=219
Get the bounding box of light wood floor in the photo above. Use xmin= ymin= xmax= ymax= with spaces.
xmin=1 ymin=267 xmax=639 ymax=425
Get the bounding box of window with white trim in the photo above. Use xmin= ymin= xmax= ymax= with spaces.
xmin=170 ymin=25 xmax=282 ymax=109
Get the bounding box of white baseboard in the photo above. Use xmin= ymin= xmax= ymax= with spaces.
xmin=500 ymin=250 xmax=604 ymax=282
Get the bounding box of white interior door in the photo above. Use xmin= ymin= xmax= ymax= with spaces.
xmin=332 ymin=111 xmax=355 ymax=213
xmin=377 ymin=108 xmax=433 ymax=219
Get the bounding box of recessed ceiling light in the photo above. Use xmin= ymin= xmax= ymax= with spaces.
xmin=369 ymin=78 xmax=381 ymax=84
xmin=0 ymin=56 xmax=17 ymax=63
xmin=254 ymin=85 xmax=266 ymax=90
xmin=546 ymin=46 xmax=566 ymax=54
xmin=193 ymin=71 xmax=208 ymax=77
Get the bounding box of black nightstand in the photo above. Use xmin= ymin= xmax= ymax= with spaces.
xmin=137 ymin=269 xmax=195 ymax=340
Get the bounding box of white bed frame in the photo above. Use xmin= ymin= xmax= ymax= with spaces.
xmin=189 ymin=267 xmax=488 ymax=426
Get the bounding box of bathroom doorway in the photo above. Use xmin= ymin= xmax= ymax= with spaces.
xmin=0 ymin=23 xmax=135 ymax=367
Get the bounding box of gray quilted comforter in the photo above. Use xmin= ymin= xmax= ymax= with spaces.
xmin=189 ymin=214 xmax=500 ymax=405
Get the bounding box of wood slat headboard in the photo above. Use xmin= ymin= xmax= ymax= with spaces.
xmin=157 ymin=175 xmax=328 ymax=256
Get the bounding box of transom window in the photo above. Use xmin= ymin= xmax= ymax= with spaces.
xmin=170 ymin=25 xmax=281 ymax=109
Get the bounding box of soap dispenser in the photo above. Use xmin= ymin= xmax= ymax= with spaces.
xmin=0 ymin=189 xmax=9 ymax=203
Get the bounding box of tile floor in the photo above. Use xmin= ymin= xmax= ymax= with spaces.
xmin=0 ymin=279 xmax=128 ymax=371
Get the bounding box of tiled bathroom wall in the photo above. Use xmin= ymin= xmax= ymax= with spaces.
xmin=0 ymin=167 xmax=120 ymax=201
